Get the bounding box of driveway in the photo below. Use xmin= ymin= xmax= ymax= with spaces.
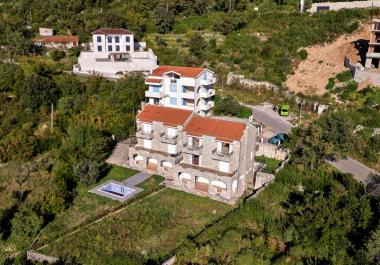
xmin=244 ymin=103 xmax=294 ymax=138
xmin=327 ymin=158 xmax=379 ymax=183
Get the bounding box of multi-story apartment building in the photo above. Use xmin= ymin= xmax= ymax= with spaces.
xmin=73 ymin=28 xmax=157 ymax=78
xmin=128 ymin=104 xmax=256 ymax=204
xmin=144 ymin=66 xmax=216 ymax=116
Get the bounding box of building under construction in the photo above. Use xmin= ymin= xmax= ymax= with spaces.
xmin=365 ymin=19 xmax=380 ymax=69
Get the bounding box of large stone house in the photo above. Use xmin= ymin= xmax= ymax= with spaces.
xmin=128 ymin=104 xmax=256 ymax=204
xmin=144 ymin=66 xmax=216 ymax=116
xmin=73 ymin=28 xmax=157 ymax=78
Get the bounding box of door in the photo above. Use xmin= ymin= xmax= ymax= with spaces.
xmin=146 ymin=158 xmax=158 ymax=171
xmin=195 ymin=176 xmax=209 ymax=192
xmin=193 ymin=155 xmax=200 ymax=166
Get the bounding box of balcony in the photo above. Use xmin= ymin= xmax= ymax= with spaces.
xmin=211 ymin=149 xmax=234 ymax=162
xmin=145 ymin=90 xmax=164 ymax=98
xmin=200 ymin=89 xmax=215 ymax=98
xmin=160 ymin=132 xmax=178 ymax=144
xmin=136 ymin=129 xmax=154 ymax=140
xmin=201 ymin=77 xmax=216 ymax=86
xmin=181 ymin=91 xmax=195 ymax=99
xmin=183 ymin=143 xmax=202 ymax=155
xmin=199 ymin=101 xmax=214 ymax=111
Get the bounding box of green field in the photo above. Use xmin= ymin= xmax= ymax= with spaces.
xmin=255 ymin=156 xmax=282 ymax=173
xmin=34 ymin=166 xmax=140 ymax=248
xmin=39 ymin=189 xmax=232 ymax=264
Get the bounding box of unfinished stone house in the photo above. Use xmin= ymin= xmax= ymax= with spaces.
xmin=365 ymin=19 xmax=380 ymax=69
xmin=128 ymin=104 xmax=256 ymax=204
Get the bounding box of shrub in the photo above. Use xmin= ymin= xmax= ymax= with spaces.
xmin=336 ymin=70 xmax=353 ymax=82
xmin=297 ymin=49 xmax=308 ymax=60
xmin=326 ymin=78 xmax=335 ymax=90
xmin=74 ymin=159 xmax=101 ymax=185
xmin=50 ymin=50 xmax=66 ymax=61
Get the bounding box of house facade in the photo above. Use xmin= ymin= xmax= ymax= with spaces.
xmin=145 ymin=66 xmax=216 ymax=116
xmin=34 ymin=36 xmax=79 ymax=49
xmin=73 ymin=28 xmax=157 ymax=79
xmin=128 ymin=104 xmax=256 ymax=204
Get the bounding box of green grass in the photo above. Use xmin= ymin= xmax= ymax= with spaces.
xmin=255 ymin=156 xmax=282 ymax=174
xmin=34 ymin=166 xmax=138 ymax=248
xmin=40 ymin=189 xmax=232 ymax=264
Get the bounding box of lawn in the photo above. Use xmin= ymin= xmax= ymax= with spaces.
xmin=40 ymin=189 xmax=232 ymax=264
xmin=34 ymin=166 xmax=140 ymax=248
xmin=255 ymin=156 xmax=282 ymax=174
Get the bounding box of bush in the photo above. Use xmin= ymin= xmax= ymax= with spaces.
xmin=336 ymin=70 xmax=353 ymax=82
xmin=74 ymin=160 xmax=101 ymax=185
xmin=50 ymin=50 xmax=66 ymax=61
xmin=326 ymin=77 xmax=335 ymax=90
xmin=297 ymin=49 xmax=308 ymax=60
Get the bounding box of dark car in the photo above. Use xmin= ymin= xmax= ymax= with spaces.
xmin=268 ymin=133 xmax=289 ymax=145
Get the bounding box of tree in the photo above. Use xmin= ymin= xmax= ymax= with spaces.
xmin=9 ymin=204 xmax=43 ymax=250
xmin=154 ymin=5 xmax=175 ymax=34
xmin=19 ymin=74 xmax=61 ymax=110
xmin=74 ymin=159 xmax=101 ymax=185
xmin=50 ymin=50 xmax=66 ymax=61
xmin=188 ymin=33 xmax=207 ymax=58
xmin=0 ymin=63 xmax=24 ymax=92
xmin=365 ymin=225 xmax=380 ymax=265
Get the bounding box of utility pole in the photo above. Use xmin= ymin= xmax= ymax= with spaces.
xmin=50 ymin=103 xmax=54 ymax=131
xmin=298 ymin=101 xmax=304 ymax=127
xmin=221 ymin=76 xmax=224 ymax=97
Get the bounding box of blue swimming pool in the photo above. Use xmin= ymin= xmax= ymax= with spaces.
xmin=99 ymin=183 xmax=136 ymax=198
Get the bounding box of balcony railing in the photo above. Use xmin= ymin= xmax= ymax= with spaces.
xmin=211 ymin=148 xmax=233 ymax=162
xmin=160 ymin=132 xmax=178 ymax=144
xmin=183 ymin=142 xmax=202 ymax=155
xmin=145 ymin=90 xmax=164 ymax=98
xmin=136 ymin=129 xmax=154 ymax=140
xmin=200 ymin=77 xmax=216 ymax=86
xmin=199 ymin=101 xmax=214 ymax=111
xmin=200 ymin=89 xmax=215 ymax=98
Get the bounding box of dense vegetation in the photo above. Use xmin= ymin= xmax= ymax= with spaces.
xmin=0 ymin=60 xmax=145 ymax=263
xmin=0 ymin=0 xmax=379 ymax=264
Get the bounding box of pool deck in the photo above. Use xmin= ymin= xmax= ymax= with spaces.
xmin=89 ymin=172 xmax=151 ymax=202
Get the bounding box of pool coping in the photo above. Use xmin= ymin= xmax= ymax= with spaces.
xmin=89 ymin=180 xmax=144 ymax=202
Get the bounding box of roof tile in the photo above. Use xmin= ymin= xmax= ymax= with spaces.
xmin=137 ymin=105 xmax=192 ymax=127
xmin=151 ymin=66 xmax=206 ymax=78
xmin=185 ymin=116 xmax=245 ymax=142
xmin=92 ymin=28 xmax=133 ymax=35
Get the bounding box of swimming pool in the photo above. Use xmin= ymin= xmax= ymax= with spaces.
xmin=99 ymin=182 xmax=136 ymax=198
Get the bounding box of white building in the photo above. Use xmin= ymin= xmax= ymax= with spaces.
xmin=39 ymin=28 xmax=54 ymax=36
xmin=144 ymin=66 xmax=216 ymax=116
xmin=73 ymin=28 xmax=157 ymax=79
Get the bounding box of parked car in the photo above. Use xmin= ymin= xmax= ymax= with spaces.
xmin=278 ymin=104 xmax=290 ymax=116
xmin=268 ymin=133 xmax=289 ymax=145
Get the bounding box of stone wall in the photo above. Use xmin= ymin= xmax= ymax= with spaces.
xmin=27 ymin=250 xmax=58 ymax=264
xmin=227 ymin=72 xmax=279 ymax=93
xmin=308 ymin=0 xmax=380 ymax=13
xmin=345 ymin=56 xmax=380 ymax=87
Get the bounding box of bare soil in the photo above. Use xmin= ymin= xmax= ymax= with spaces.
xmin=285 ymin=24 xmax=372 ymax=95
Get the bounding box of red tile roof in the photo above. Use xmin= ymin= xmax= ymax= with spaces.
xmin=151 ymin=66 xmax=206 ymax=78
xmin=92 ymin=28 xmax=133 ymax=35
xmin=137 ymin=105 xmax=192 ymax=127
xmin=145 ymin=78 xmax=162 ymax=84
xmin=185 ymin=116 xmax=245 ymax=142
xmin=34 ymin=36 xmax=79 ymax=43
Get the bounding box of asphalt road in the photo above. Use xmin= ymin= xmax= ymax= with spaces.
xmin=245 ymin=104 xmax=294 ymax=136
xmin=327 ymin=158 xmax=379 ymax=183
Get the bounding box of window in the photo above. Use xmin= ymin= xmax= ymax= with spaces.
xmin=126 ymin=45 xmax=130 ymax=51
xmin=108 ymin=45 xmax=112 ymax=52
xmin=107 ymin=36 xmax=112 ymax=43
xmin=217 ymin=142 xmax=231 ymax=155
xmin=219 ymin=161 xmax=229 ymax=173
xmin=143 ymin=123 xmax=152 ymax=133
xmin=126 ymin=36 xmax=130 ymax=42
xmin=182 ymin=99 xmax=186 ymax=106
xmin=97 ymin=36 xmax=102 ymax=42
xmin=170 ymin=97 xmax=177 ymax=105
xmin=115 ymin=45 xmax=120 ymax=51
xmin=167 ymin=127 xmax=177 ymax=137
xmin=170 ymin=84 xmax=177 ymax=92
xmin=152 ymin=85 xmax=160 ymax=92
xmin=182 ymin=86 xmax=186 ymax=93
xmin=168 ymin=144 xmax=176 ymax=154
xmin=115 ymin=36 xmax=120 ymax=43
xmin=97 ymin=46 xmax=102 ymax=52
xmin=143 ymin=139 xmax=152 ymax=149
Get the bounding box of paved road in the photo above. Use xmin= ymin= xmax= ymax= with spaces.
xmin=327 ymin=158 xmax=379 ymax=183
xmin=244 ymin=104 xmax=294 ymax=136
